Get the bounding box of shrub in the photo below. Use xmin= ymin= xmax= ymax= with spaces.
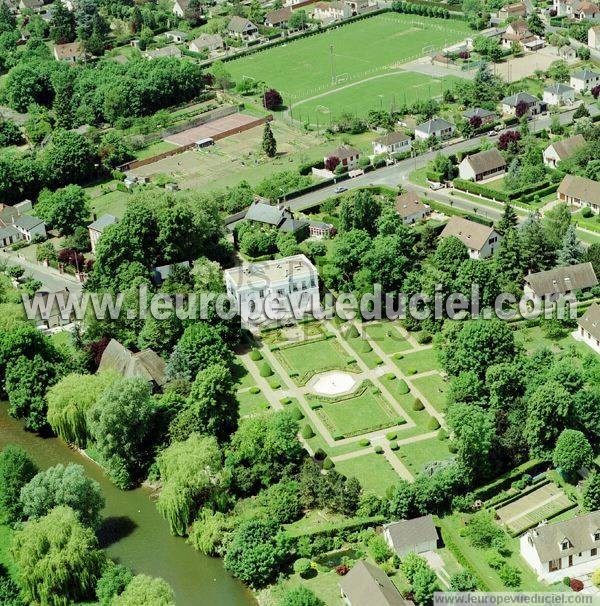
xmin=591 ymin=569 xmax=600 ymax=587
xmin=437 ymin=429 xmax=448 ymax=441
xmin=428 ymin=417 xmax=441 ymax=430
xmin=562 ymin=577 xmax=571 ymax=587
xmin=368 ymin=534 xmax=392 ymax=564
xmin=249 ymin=349 xmax=262 ymax=361
xmin=397 ymin=380 xmax=409 ymax=395
xmin=323 ymin=457 xmax=334 ymax=470
xmin=407 ymin=368 xmax=417 ymax=375
xmin=390 ymin=441 xmax=399 ymax=451
xmin=249 ymin=386 xmax=260 ymax=395
xmin=281 ymin=397 xmax=292 ymax=405
xmin=417 ymin=331 xmax=433 ymax=344
xmin=582 ymin=207 xmax=593 ymax=218
xmin=570 ymin=579 xmax=584 ymax=592
xmin=268 ymin=378 xmax=281 ymax=389
xmin=301 ymin=424 xmax=315 ymax=439
xmin=259 ymin=362 xmax=273 ymax=377
xmin=374 ymin=445 xmax=384 ymax=454
xmin=360 ymin=340 xmax=372 ymax=353
xmin=293 ymin=558 xmax=312 ymax=577
xmin=291 ymin=407 xmax=304 ymax=421
xmin=448 ymin=441 xmax=458 ymax=454
xmin=413 ymin=399 xmax=425 ymax=411
xmin=498 ymin=563 xmax=521 ymax=588
xmin=487 ymin=553 xmax=504 ymax=569
xmin=374 ymin=357 xmax=383 ymax=365
xmin=345 ymin=325 xmax=359 ymax=339
xmin=359 ymin=439 xmax=370 ymax=447
xmin=336 ymin=564 xmax=349 ymax=575
xmin=386 ymin=432 xmax=397 ymax=441
xmin=385 ymin=373 xmax=395 ymax=381
xmin=314 ymin=448 xmax=326 ymax=461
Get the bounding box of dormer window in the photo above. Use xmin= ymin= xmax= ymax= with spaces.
xmin=593 ymin=530 xmax=600 ymax=542
xmin=561 ymin=538 xmax=572 ymax=551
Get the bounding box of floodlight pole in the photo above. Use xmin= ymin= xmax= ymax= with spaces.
xmin=330 ymin=43 xmax=335 ymax=84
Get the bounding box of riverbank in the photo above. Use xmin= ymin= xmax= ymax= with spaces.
xmin=0 ymin=403 xmax=256 ymax=606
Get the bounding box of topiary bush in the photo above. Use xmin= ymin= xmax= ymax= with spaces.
xmin=314 ymin=448 xmax=326 ymax=461
xmin=390 ymin=441 xmax=399 ymax=451
xmin=417 ymin=331 xmax=433 ymax=344
xmin=397 ymin=379 xmax=409 ymax=394
xmin=259 ymin=362 xmax=273 ymax=377
xmin=386 ymin=432 xmax=397 ymax=441
xmin=407 ymin=368 xmax=417 ymax=375
xmin=385 ymin=372 xmax=395 ymax=381
xmin=359 ymin=438 xmax=370 ymax=447
xmin=293 ymin=558 xmax=312 ymax=577
xmin=374 ymin=445 xmax=384 ymax=454
xmin=249 ymin=386 xmax=260 ymax=395
xmin=412 ymin=399 xmax=424 ymax=411
xmin=437 ymin=429 xmax=448 ymax=441
xmin=323 ymin=457 xmax=334 ymax=470
xmin=281 ymin=397 xmax=292 ymax=405
xmin=249 ymin=349 xmax=262 ymax=361
xmin=268 ymin=378 xmax=281 ymax=389
xmin=301 ymin=424 xmax=315 ymax=439
xmin=291 ymin=406 xmax=304 ymax=421
xmin=448 ymin=441 xmax=458 ymax=454
xmin=346 ymin=325 xmax=359 ymax=339
xmin=360 ymin=340 xmax=372 ymax=353
xmin=428 ymin=417 xmax=441 ymax=430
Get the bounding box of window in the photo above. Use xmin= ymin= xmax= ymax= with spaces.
xmin=561 ymin=539 xmax=571 ymax=551
xmin=592 ymin=548 xmax=597 ymax=556
xmin=594 ymin=531 xmax=600 ymax=541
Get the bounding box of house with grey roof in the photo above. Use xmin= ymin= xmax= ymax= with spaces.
xmin=501 ymin=91 xmax=545 ymax=116
xmin=543 ymin=82 xmax=575 ymax=106
xmin=339 ymin=560 xmax=414 ymax=606
xmin=0 ymin=201 xmax=44 ymax=247
xmin=462 ymin=107 xmax=496 ymax=125
xmin=228 ymin=16 xmax=259 ymax=40
xmin=88 ymin=214 xmax=118 ymax=253
xmin=265 ymin=6 xmax=292 ymax=26
xmin=164 ymin=30 xmax=187 ymax=43
xmin=521 ymin=511 xmax=600 ymax=581
xmin=543 ymin=134 xmax=586 ymax=168
xmin=372 ymin=132 xmax=412 ymax=156
xmin=570 ymin=69 xmax=600 ymax=92
xmin=99 ymin=339 xmax=167 ymax=390
xmin=558 ymin=173 xmax=600 ymax=214
xmin=395 ymin=191 xmax=430 ymax=225
xmin=577 ymin=302 xmax=600 ymax=354
xmin=524 ymin=262 xmax=598 ymax=303
xmin=458 ymin=148 xmax=506 ymax=182
xmin=383 ymin=515 xmax=438 ymax=557
xmin=189 ymin=33 xmax=224 ymax=53
xmin=440 ymin=216 xmax=500 ymax=259
xmin=414 ymin=117 xmax=455 ymax=141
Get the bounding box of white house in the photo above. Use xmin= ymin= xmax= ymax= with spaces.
xmin=558 ymin=173 xmax=600 ymax=213
xmin=325 ymin=145 xmax=360 ymax=170
xmin=577 ymin=303 xmax=600 ymax=354
xmin=543 ymin=134 xmax=586 ymax=168
xmin=395 ymin=192 xmax=431 ymax=225
xmin=521 ymin=511 xmax=600 ymax=582
xmin=88 ymin=214 xmax=118 ymax=254
xmin=570 ymin=69 xmax=600 ymax=92
xmin=440 ymin=216 xmax=500 ymax=259
xmin=543 ymin=83 xmax=575 ymax=106
xmin=189 ymin=33 xmax=224 ymax=53
xmin=311 ymin=1 xmax=344 ymax=21
xmin=501 ymin=91 xmax=545 ymax=116
xmin=458 ymin=148 xmax=506 ymax=182
xmin=523 ymin=262 xmax=598 ymax=303
xmin=172 ymin=0 xmax=189 ymax=17
xmin=228 ymin=16 xmax=259 ymax=40
xmin=589 ymin=25 xmax=600 ymax=49
xmin=372 ymin=132 xmax=412 ymax=156
xmin=224 ymin=254 xmax=319 ymax=329
xmin=414 ymin=118 xmax=455 ymax=141
xmin=383 ymin=515 xmax=438 ymax=557
xmin=573 ymin=0 xmax=600 ymax=19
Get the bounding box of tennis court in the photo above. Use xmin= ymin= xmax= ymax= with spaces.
xmin=164 ymin=113 xmax=262 ymax=146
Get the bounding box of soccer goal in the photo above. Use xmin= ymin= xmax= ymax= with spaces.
xmin=334 ymin=72 xmax=349 ymax=84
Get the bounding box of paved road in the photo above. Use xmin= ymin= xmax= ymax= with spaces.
xmin=278 ymin=103 xmax=598 ymax=217
xmin=0 ymin=251 xmax=83 ymax=293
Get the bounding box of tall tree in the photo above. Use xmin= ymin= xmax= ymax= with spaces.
xmin=49 ymin=0 xmax=76 ymax=43
xmin=543 ymin=203 xmax=571 ymax=249
xmin=112 ymin=575 xmax=175 ymax=606
xmin=51 ymin=69 xmax=76 ymax=129
xmin=262 ymin=122 xmax=277 ymax=158
xmin=552 ymin=429 xmax=594 ymax=479
xmin=519 ymin=211 xmax=554 ymax=272
xmin=34 ymin=184 xmax=90 ymax=235
xmin=0 ymin=445 xmax=38 ymax=523
xmin=557 ymin=224 xmax=584 ymax=266
xmin=12 ymin=506 xmax=105 ymax=606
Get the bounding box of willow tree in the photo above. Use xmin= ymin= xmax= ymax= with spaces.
xmin=11 ymin=506 xmax=106 ymax=606
xmin=112 ymin=574 xmax=175 ymax=606
xmin=156 ymin=434 xmax=223 ymax=536
xmin=46 ymin=371 xmax=118 ymax=448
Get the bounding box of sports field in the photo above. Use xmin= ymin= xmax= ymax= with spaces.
xmin=227 ymin=14 xmax=469 ymax=99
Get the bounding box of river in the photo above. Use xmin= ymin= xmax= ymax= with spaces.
xmin=0 ymin=403 xmax=255 ymax=606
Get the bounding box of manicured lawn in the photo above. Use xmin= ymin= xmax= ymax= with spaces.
xmin=335 ymin=453 xmax=401 ymax=496
xmin=514 ymin=326 xmax=590 ymax=356
xmin=393 ymin=348 xmax=441 ymax=374
xmin=316 ymin=387 xmax=400 ymax=438
xmin=238 ymin=388 xmax=270 ymax=416
xmin=411 ymin=373 xmax=448 ymax=413
xmin=294 ymin=71 xmax=464 ymax=124
xmin=437 ymin=514 xmax=549 ymax=591
xmin=347 ymin=335 xmax=384 ymax=369
xmin=226 ymin=13 xmax=470 ymax=100
xmin=485 ymin=177 xmax=506 ymax=191
xmin=232 ymin=359 xmax=256 ymax=390
xmin=364 ymin=322 xmax=411 ymax=355
xmin=395 ymin=436 xmax=453 ymax=474
xmin=276 ymin=337 xmax=352 ymax=383
xmin=90 ymin=189 xmax=132 ymax=218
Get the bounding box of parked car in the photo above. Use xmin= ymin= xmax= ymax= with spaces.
xmin=334 ymin=186 xmax=347 ymax=194
xmin=429 ymin=182 xmax=444 ymax=190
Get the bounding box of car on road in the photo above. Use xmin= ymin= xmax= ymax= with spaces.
xmin=429 ymin=182 xmax=444 ymax=191
xmin=334 ymin=186 xmax=347 ymax=194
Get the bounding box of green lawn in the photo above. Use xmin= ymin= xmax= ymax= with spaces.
xmin=347 ymin=335 xmax=384 ymax=369
xmin=316 ymin=387 xmax=400 ymax=438
xmin=484 ymin=176 xmax=506 ymax=191
xmin=515 ymin=326 xmax=590 ymax=356
xmin=293 ymin=71 xmax=464 ymax=125
xmin=238 ymin=388 xmax=270 ymax=416
xmin=335 ymin=453 xmax=401 ymax=496
xmin=226 ymin=13 xmax=470 ymax=99
xmin=396 ymin=436 xmax=453 ymax=474
xmin=393 ymin=348 xmax=441 ymax=375
xmin=411 ymin=374 xmax=448 ymax=413
xmin=363 ymin=322 xmax=412 ymax=355
xmin=232 ymin=359 xmax=256 ymax=390
xmin=133 ymin=140 xmax=179 ymax=160
xmin=90 ymin=189 xmax=132 ymax=218
xmin=275 ymin=337 xmax=352 ymax=384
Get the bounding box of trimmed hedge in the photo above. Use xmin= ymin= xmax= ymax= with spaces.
xmin=323 ymin=457 xmax=334 ymax=470
xmin=249 ymin=386 xmax=260 ymax=395
xmin=283 ymin=515 xmax=385 ymax=539
xmin=428 ymin=417 xmax=441 ymax=430
xmin=453 ymin=177 xmax=552 ymax=203
xmin=301 ymin=424 xmax=315 ymax=439
xmin=441 ymin=531 xmax=491 ymax=592
xmin=413 ymin=399 xmax=425 ymax=411
xmin=259 ymin=362 xmax=274 ymax=377
xmin=249 ymin=349 xmax=262 ymax=361
xmin=472 ymin=460 xmax=546 ymax=500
